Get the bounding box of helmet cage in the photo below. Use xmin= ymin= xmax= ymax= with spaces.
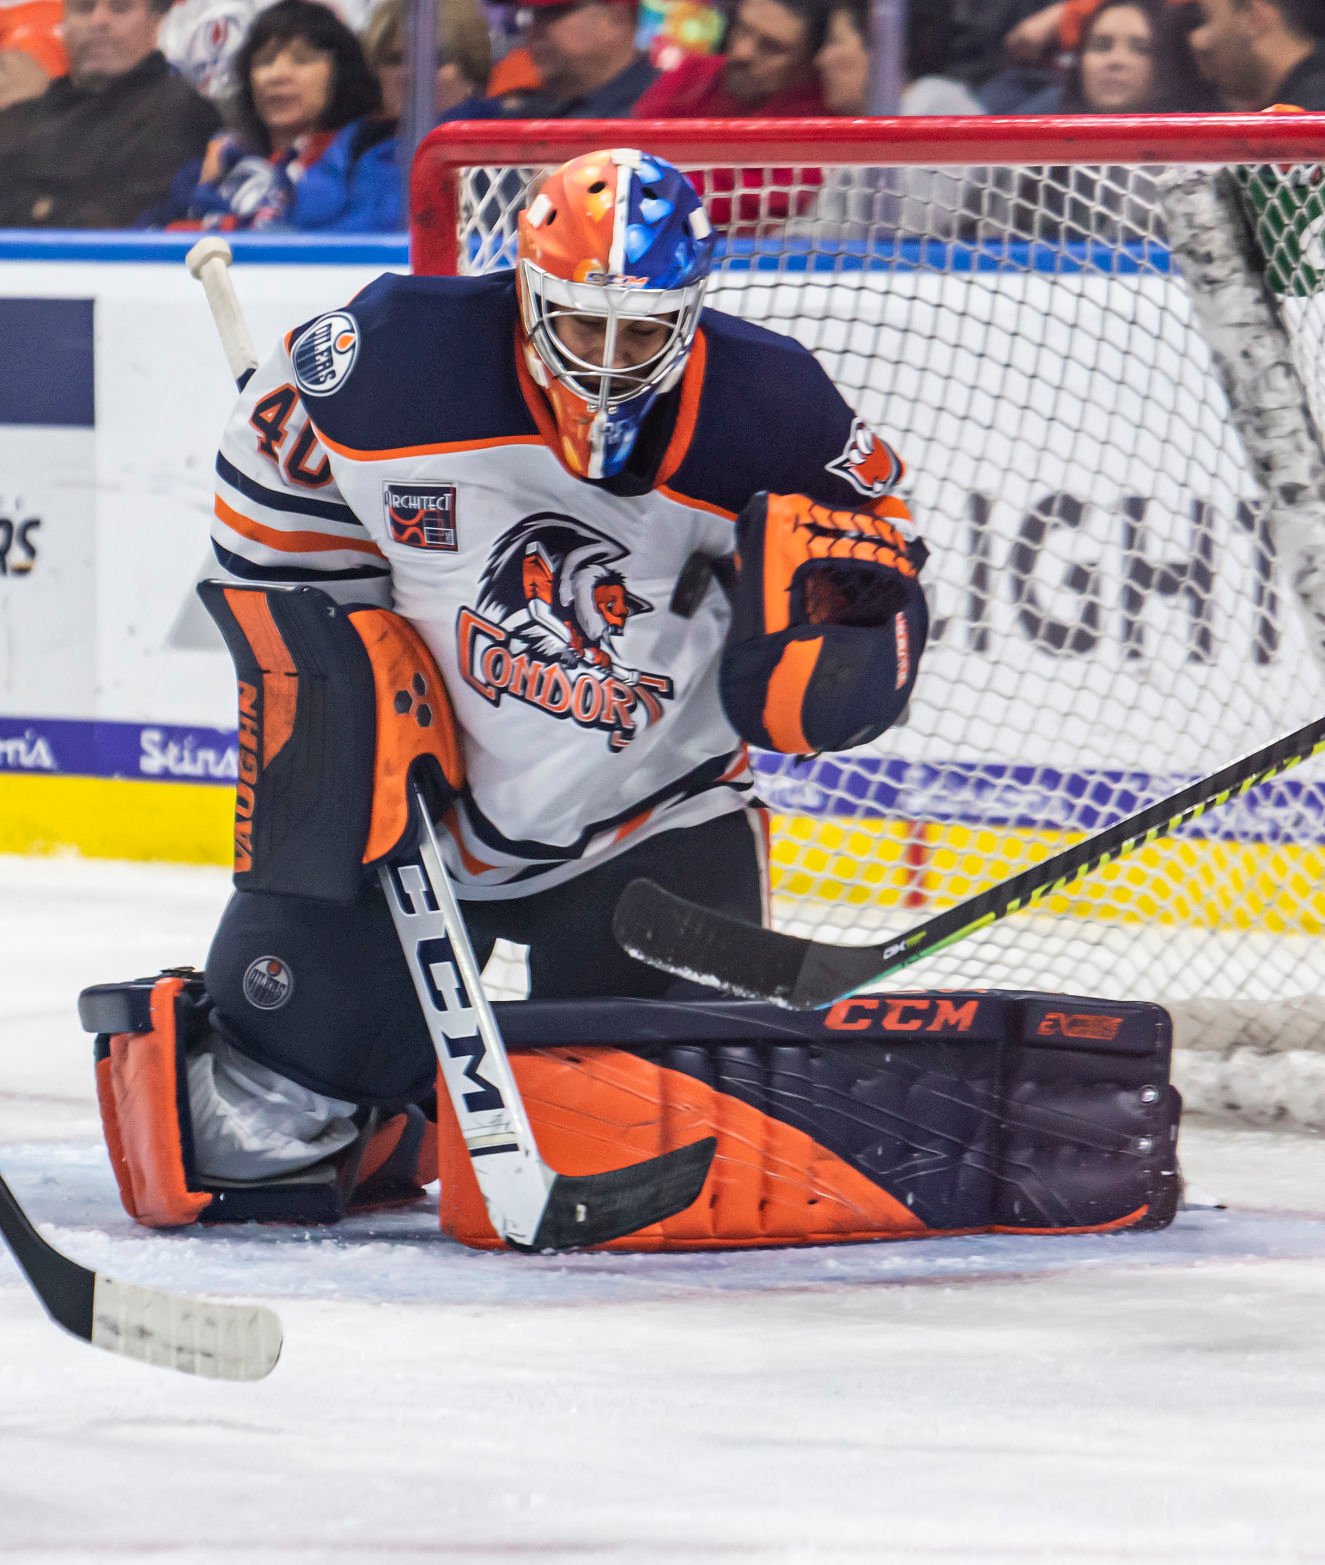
xmin=518 ymin=259 xmax=709 ymax=414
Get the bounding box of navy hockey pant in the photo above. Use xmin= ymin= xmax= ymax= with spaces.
xmin=203 ymin=810 xmax=766 ymax=1105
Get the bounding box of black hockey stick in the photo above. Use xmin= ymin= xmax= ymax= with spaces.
xmin=615 ymin=709 xmax=1325 ymax=1011
xmin=187 ymin=237 xmax=715 ymax=1250
xmin=0 ymin=1168 xmax=282 ymax=1378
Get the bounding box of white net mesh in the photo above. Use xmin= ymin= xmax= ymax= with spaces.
xmin=426 ymin=147 xmax=1325 ymax=1120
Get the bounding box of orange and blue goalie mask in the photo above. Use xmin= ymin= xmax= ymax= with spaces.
xmin=516 ymin=148 xmax=715 ymax=480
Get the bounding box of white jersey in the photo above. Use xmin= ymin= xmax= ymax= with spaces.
xmin=211 ymin=271 xmax=906 ymax=897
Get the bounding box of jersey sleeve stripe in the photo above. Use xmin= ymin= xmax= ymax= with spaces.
xmin=211 ymin=541 xmax=390 ymax=584
xmin=213 ymin=493 xmax=387 ymax=560
xmin=215 ymin=452 xmax=360 ymax=526
xmin=214 ymin=468 xmax=376 ymax=547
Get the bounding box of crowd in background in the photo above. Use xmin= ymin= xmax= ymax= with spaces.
xmin=0 ymin=0 xmax=1322 ymax=231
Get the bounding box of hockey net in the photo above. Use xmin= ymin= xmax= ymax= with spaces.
xmin=412 ymin=117 xmax=1325 ymax=1125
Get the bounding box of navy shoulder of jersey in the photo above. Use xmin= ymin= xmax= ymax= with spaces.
xmin=665 ymin=307 xmax=873 ymax=516
xmin=289 ymin=272 xmax=536 ymax=454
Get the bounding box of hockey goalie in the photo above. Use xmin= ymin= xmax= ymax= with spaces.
xmin=80 ymin=148 xmax=1180 ymax=1249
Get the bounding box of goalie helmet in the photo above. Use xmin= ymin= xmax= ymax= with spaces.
xmin=516 ymin=148 xmax=715 ymax=481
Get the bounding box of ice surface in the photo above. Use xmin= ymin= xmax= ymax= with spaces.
xmin=1 ymin=855 xmax=1323 ymax=1563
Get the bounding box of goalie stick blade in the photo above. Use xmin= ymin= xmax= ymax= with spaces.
xmin=0 ymin=1172 xmax=282 ymax=1380
xmin=91 ymin=1276 xmax=283 ymax=1382
xmin=614 ymin=880 xmax=883 ymax=1009
xmin=515 ymin=1136 xmax=718 ymax=1252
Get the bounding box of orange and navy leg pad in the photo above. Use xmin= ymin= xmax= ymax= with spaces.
xmin=93 ymin=974 xmax=211 ymax=1228
xmin=441 ymin=991 xmax=1181 ymax=1251
xmin=198 ymin=581 xmax=465 ymax=903
xmin=83 ymin=972 xmax=437 ymax=1227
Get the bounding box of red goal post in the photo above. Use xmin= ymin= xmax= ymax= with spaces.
xmin=410 ymin=114 xmax=1325 ymax=271
xmin=409 ymin=116 xmax=1325 ymax=1125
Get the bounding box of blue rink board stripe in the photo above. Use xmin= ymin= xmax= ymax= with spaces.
xmin=0 ymin=231 xmax=1169 ymax=276
xmin=1 ymin=714 xmax=1322 ymax=845
xmin=0 ymin=230 xmax=410 ymax=266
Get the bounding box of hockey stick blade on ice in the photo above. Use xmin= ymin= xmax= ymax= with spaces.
xmin=383 ymin=791 xmax=715 ymax=1251
xmin=0 ymin=1170 xmax=282 ymax=1379
xmin=616 ymin=710 xmax=1325 ymax=1010
xmin=184 ymin=240 xmax=714 ymax=1250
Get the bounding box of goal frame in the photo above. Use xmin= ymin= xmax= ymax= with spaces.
xmin=409 ymin=113 xmax=1325 ymax=275
xmin=407 ymin=113 xmax=1325 ymax=1124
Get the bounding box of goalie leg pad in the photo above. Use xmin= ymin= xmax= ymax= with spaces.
xmin=85 ymin=973 xmax=437 ymax=1227
xmin=199 ymin=582 xmax=465 ymax=903
xmin=720 ymin=492 xmax=929 ymax=753
xmin=441 ymin=990 xmax=1180 ymax=1250
xmin=94 ymin=974 xmax=212 ymax=1228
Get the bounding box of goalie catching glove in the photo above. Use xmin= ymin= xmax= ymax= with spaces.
xmin=719 ymin=491 xmax=929 ymax=754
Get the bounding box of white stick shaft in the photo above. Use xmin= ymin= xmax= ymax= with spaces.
xmin=380 ymin=802 xmax=555 ymax=1249
xmin=186 ymin=239 xmax=259 ymax=383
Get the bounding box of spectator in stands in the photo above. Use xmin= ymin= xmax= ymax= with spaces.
xmin=984 ymin=0 xmax=1213 ymax=108
xmin=944 ymin=0 xmax=1044 ymax=85
xmin=441 ymin=0 xmax=656 ymax=119
xmin=154 ymin=0 xmax=387 ymax=230
xmin=280 ymin=0 xmax=491 ymax=230
xmin=809 ymin=0 xmax=984 ymax=237
xmin=1189 ymin=0 xmax=1325 ymax=108
xmin=0 ymin=0 xmax=219 ymax=226
xmin=1023 ymin=1 xmax=1217 ymax=242
xmin=0 ymin=0 xmax=66 ymax=109
xmin=363 ymin=0 xmax=490 ymax=122
xmin=1004 ymin=1 xmax=1087 ymax=64
xmin=814 ymin=0 xmax=986 ymax=114
xmin=1057 ymin=0 xmax=1218 ymax=109
xmin=632 ymin=0 xmax=827 ymax=232
xmin=158 ymin=0 xmax=271 ymax=102
xmin=633 ymin=0 xmax=828 ymax=115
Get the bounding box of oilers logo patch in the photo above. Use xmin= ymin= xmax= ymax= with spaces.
xmin=291 ymin=312 xmax=359 ymax=397
xmin=827 ymin=418 xmax=903 ymax=498
xmin=383 ymin=482 xmax=458 ymax=550
xmin=242 ymin=955 xmax=294 ymax=1010
xmin=456 ymin=513 xmax=673 ymax=751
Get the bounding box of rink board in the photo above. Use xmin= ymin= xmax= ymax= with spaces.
xmin=0 ymin=235 xmax=1322 ymax=935
xmin=4 ymin=769 xmax=1323 ymax=935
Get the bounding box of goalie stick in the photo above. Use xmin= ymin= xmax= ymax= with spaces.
xmin=615 ymin=709 xmax=1325 ymax=1010
xmin=0 ymin=1168 xmax=282 ymax=1379
xmin=185 ymin=237 xmax=716 ymax=1250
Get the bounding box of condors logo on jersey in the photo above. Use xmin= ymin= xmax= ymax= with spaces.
xmin=827 ymin=418 xmax=904 ymax=498
xmin=456 ymin=515 xmax=673 ymax=751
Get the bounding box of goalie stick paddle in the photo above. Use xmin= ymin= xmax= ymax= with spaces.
xmin=0 ymin=1170 xmax=282 ymax=1379
xmin=615 ymin=709 xmax=1325 ymax=1011
xmin=382 ymin=789 xmax=715 ymax=1251
xmin=186 ymin=237 xmax=714 ymax=1250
